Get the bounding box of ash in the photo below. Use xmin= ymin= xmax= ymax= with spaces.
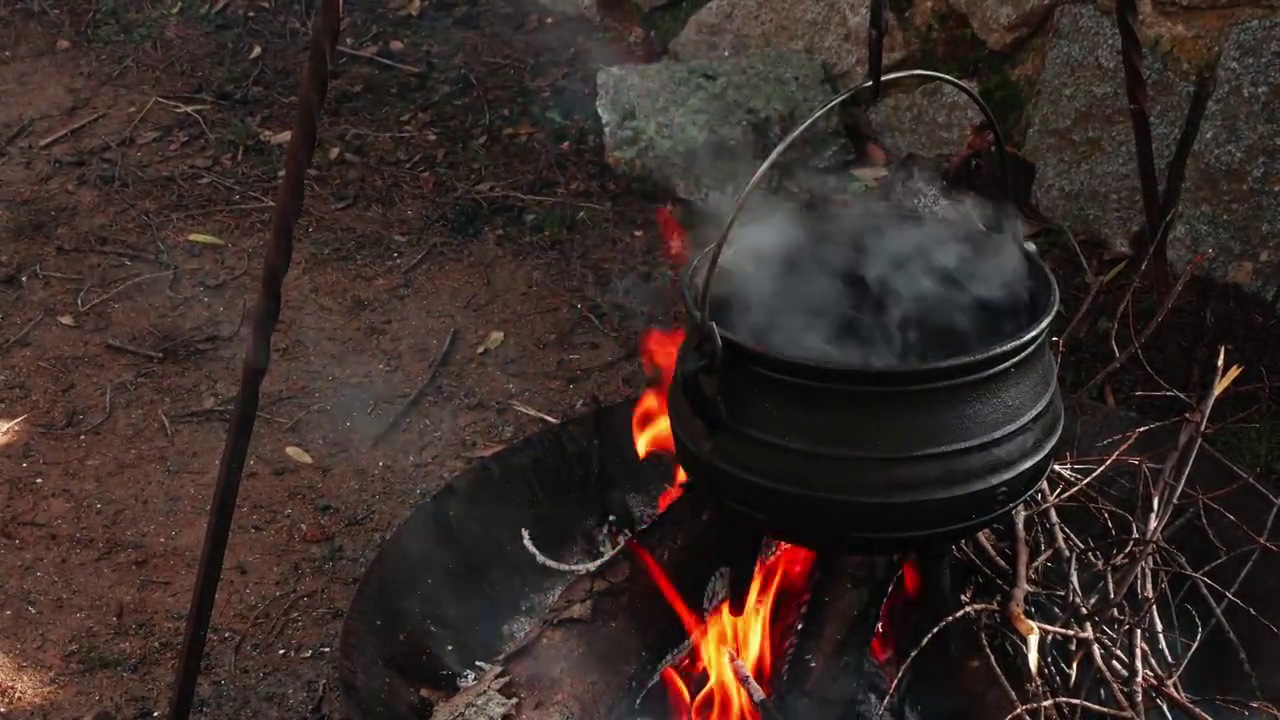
xmin=699 ymin=177 xmax=1035 ymax=367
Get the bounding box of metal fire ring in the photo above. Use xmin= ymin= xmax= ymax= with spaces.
xmin=690 ymin=69 xmax=1014 ymax=364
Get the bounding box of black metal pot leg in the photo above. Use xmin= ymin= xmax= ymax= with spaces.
xmin=721 ymin=521 xmax=766 ymax=617
xmin=913 ymin=545 xmax=955 ymax=653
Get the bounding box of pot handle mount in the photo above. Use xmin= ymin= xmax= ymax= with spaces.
xmin=689 ymin=69 xmax=1013 ymax=364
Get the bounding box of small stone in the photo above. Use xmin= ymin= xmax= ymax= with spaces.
xmin=55 ymin=39 xmax=72 ymax=51
xmin=316 ymin=499 xmax=336 ymax=513
xmin=388 ymin=39 xmax=405 ymax=53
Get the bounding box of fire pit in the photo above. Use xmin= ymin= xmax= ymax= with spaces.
xmin=336 ymin=399 xmax=946 ymax=720
xmin=336 ymin=71 xmax=1064 ymax=720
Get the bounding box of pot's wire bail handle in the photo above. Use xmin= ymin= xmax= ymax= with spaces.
xmin=689 ymin=70 xmax=1014 ymax=365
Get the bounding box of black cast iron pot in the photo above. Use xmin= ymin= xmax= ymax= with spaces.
xmin=666 ymin=71 xmax=1065 ymax=553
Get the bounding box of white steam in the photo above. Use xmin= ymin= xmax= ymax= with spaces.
xmin=697 ymin=185 xmax=1035 ymax=367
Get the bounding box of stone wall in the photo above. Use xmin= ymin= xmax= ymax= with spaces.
xmin=576 ymin=0 xmax=1280 ymax=299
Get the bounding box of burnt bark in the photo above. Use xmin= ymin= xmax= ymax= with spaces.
xmin=432 ymin=493 xmax=729 ymax=720
xmin=776 ymin=554 xmax=902 ymax=720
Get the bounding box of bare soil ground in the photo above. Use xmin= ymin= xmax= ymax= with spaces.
xmin=0 ymin=2 xmax=672 ymax=717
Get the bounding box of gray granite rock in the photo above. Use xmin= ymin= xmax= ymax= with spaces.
xmin=1155 ymin=0 xmax=1279 ymax=6
xmin=1023 ymin=4 xmax=1197 ymax=255
xmin=668 ymin=0 xmax=911 ymax=85
xmin=948 ymin=0 xmax=1062 ymax=51
xmin=532 ymin=0 xmax=599 ymax=19
xmin=868 ymin=80 xmax=983 ymax=160
xmin=1169 ymin=18 xmax=1280 ymax=297
xmin=596 ymin=53 xmax=847 ymax=202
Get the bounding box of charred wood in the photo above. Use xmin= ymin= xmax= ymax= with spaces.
xmin=434 ymin=493 xmax=728 ymax=720
xmin=775 ymin=554 xmax=910 ymax=720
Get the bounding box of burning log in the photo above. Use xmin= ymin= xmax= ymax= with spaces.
xmin=432 ymin=492 xmax=730 ymax=720
xmin=774 ymin=554 xmax=909 ymax=720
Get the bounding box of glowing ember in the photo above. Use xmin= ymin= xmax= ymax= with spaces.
xmin=870 ymin=558 xmax=921 ymax=670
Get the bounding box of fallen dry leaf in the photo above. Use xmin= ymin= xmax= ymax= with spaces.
xmin=285 ymin=446 xmax=314 ymax=464
xmin=248 ymin=43 xmax=263 ymax=60
xmin=476 ymin=330 xmax=505 ymax=355
xmin=464 ymin=444 xmax=506 ymax=458
xmin=56 ymin=314 xmax=78 ymax=327
xmin=186 ymin=232 xmax=226 ymax=246
xmin=268 ymin=130 xmax=292 ymax=146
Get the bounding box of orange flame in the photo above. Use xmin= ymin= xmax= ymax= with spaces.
xmin=634 ymin=543 xmax=817 ymax=720
xmin=632 ymin=327 xmax=688 ymax=512
xmin=655 ymin=205 xmax=690 ymax=267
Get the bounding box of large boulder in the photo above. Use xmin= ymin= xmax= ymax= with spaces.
xmin=1169 ymin=17 xmax=1280 ymax=297
xmin=868 ymin=80 xmax=982 ymax=161
xmin=1022 ymin=4 xmax=1199 ymax=256
xmin=667 ymin=0 xmax=912 ymax=86
xmin=1155 ymin=0 xmax=1279 ymax=6
xmin=595 ymin=53 xmax=847 ymax=202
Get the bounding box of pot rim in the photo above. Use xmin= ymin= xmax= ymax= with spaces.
xmin=680 ymin=239 xmax=1061 ymax=374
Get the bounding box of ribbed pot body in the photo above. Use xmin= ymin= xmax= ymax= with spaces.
xmin=668 ymin=247 xmax=1064 ymax=553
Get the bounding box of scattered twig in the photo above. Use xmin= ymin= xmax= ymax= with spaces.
xmin=1111 ymin=347 xmax=1241 ymax=601
xmin=1006 ymin=504 xmax=1041 ymax=676
xmin=1080 ymin=252 xmax=1208 ymax=397
xmin=371 ymin=328 xmax=457 ymax=446
xmin=230 ymin=587 xmax=294 ymax=673
xmin=727 ymin=648 xmax=786 ymax=720
xmin=1002 ymin=698 xmax=1131 ymax=720
xmin=2 ymin=313 xmax=43 ymax=351
xmin=106 ymin=339 xmax=164 ymax=360
xmin=336 ymin=45 xmax=423 ymax=74
xmin=36 ymin=111 xmax=107 ymax=149
xmin=520 ymin=527 xmax=630 ymax=574
xmin=878 ymin=603 xmax=1001 ymax=715
xmin=0 ymin=414 xmax=29 ymax=439
xmin=402 ymin=240 xmax=443 ymax=275
xmin=509 ymin=401 xmax=558 ymax=424
xmin=78 ymin=270 xmax=178 ymax=311
xmin=2 ymin=117 xmax=34 ymax=149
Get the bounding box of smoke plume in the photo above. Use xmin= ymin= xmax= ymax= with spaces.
xmin=695 ymin=170 xmax=1036 ymax=367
